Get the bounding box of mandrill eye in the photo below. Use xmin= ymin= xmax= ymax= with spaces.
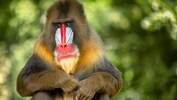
xmin=67 ymin=23 xmax=72 ymax=27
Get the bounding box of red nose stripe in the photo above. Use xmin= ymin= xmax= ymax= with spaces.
xmin=60 ymin=23 xmax=66 ymax=44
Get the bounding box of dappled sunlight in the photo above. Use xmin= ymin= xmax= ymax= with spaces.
xmin=0 ymin=49 xmax=11 ymax=100
xmin=0 ymin=0 xmax=177 ymax=100
xmin=11 ymin=0 xmax=37 ymax=23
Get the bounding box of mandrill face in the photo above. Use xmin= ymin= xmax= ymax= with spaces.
xmin=45 ymin=0 xmax=89 ymax=74
xmin=53 ymin=19 xmax=80 ymax=74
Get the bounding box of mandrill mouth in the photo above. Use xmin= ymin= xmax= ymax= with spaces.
xmin=53 ymin=18 xmax=80 ymax=61
xmin=54 ymin=44 xmax=80 ymax=60
xmin=55 ymin=46 xmax=80 ymax=61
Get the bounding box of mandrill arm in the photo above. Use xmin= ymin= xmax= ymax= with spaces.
xmin=75 ymin=58 xmax=122 ymax=100
xmin=17 ymin=55 xmax=79 ymax=97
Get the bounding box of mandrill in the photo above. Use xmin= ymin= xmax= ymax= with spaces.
xmin=16 ymin=0 xmax=123 ymax=100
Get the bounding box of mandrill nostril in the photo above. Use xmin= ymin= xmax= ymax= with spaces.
xmin=64 ymin=44 xmax=67 ymax=48
xmin=60 ymin=44 xmax=67 ymax=48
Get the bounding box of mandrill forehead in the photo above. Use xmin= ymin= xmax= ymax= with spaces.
xmin=57 ymin=0 xmax=70 ymax=16
xmin=47 ymin=0 xmax=84 ymax=19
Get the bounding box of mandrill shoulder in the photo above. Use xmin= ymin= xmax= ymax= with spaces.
xmin=75 ymin=57 xmax=122 ymax=81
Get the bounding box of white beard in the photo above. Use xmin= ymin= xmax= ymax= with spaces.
xmin=55 ymin=57 xmax=79 ymax=74
xmin=54 ymin=47 xmax=80 ymax=74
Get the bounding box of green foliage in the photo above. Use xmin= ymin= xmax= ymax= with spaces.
xmin=0 ymin=0 xmax=176 ymax=100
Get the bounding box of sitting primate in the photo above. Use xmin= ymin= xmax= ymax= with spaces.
xmin=16 ymin=0 xmax=122 ymax=100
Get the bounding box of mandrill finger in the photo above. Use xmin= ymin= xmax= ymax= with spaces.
xmin=79 ymin=94 xmax=85 ymax=100
xmin=75 ymin=92 xmax=81 ymax=100
xmin=83 ymin=96 xmax=90 ymax=100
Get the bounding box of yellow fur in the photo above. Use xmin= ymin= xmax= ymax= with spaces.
xmin=75 ymin=40 xmax=103 ymax=72
xmin=33 ymin=40 xmax=58 ymax=70
xmin=56 ymin=57 xmax=79 ymax=74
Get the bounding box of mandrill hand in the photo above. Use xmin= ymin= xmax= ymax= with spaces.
xmin=61 ymin=78 xmax=80 ymax=93
xmin=74 ymin=77 xmax=100 ymax=100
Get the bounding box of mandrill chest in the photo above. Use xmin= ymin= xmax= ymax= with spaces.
xmin=53 ymin=21 xmax=80 ymax=74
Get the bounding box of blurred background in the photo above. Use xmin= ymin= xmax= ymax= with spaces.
xmin=0 ymin=0 xmax=177 ymax=100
